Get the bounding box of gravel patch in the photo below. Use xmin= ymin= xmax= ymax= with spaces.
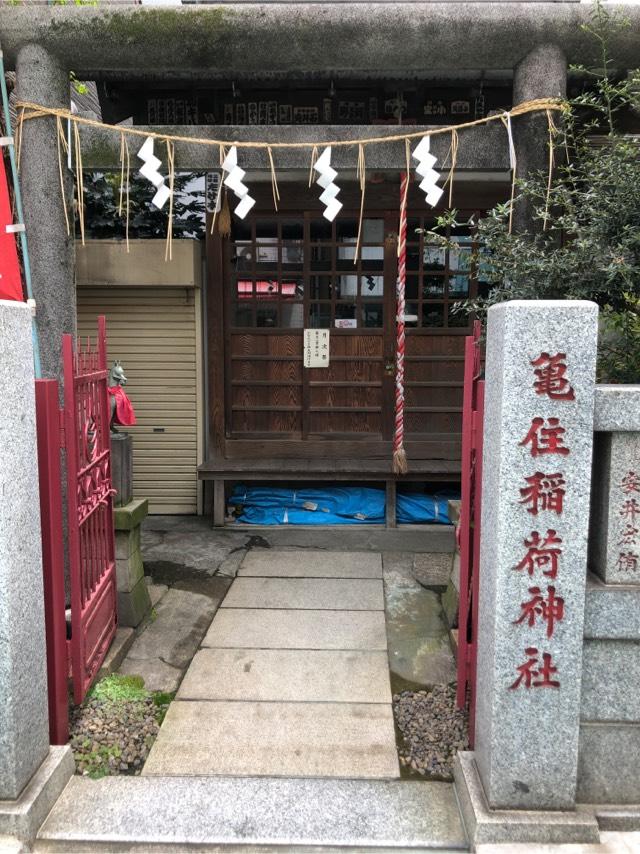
xmin=69 ymin=676 xmax=172 ymax=778
xmin=393 ymin=683 xmax=469 ymax=779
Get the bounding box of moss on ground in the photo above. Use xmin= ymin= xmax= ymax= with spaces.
xmin=88 ymin=673 xmax=148 ymax=703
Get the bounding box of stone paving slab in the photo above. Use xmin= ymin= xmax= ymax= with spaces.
xmin=239 ymin=550 xmax=383 ymax=578
xmin=384 ymin=556 xmax=457 ymax=688
xmin=142 ymin=700 xmax=400 ymax=778
xmin=0 ymin=836 xmax=25 ymax=853
xmin=221 ymin=577 xmax=384 ymax=610
xmin=476 ymin=837 xmax=639 ymax=853
xmin=178 ymin=648 xmax=392 ymax=704
xmin=123 ymin=588 xmax=219 ymax=671
xmin=202 ymin=607 xmax=387 ymax=650
xmin=36 ymin=775 xmax=466 ymax=851
xmin=144 ymin=579 xmax=168 ymax=608
xmin=118 ymin=656 xmax=182 ymax=694
xmin=142 ymin=514 xmax=456 ymax=553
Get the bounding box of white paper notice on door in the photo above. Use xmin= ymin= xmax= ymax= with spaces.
xmin=303 ymin=328 xmax=330 ymax=368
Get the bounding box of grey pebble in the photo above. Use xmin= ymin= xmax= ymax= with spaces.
xmin=392 ymin=683 xmax=469 ymax=780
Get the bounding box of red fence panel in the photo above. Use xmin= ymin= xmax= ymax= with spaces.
xmin=63 ymin=316 xmax=117 ymax=704
xmin=456 ymin=320 xmax=484 ymax=747
xmin=35 ymin=379 xmax=69 ymax=745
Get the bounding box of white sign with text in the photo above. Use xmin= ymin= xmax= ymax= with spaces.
xmin=303 ymin=329 xmax=330 ymax=368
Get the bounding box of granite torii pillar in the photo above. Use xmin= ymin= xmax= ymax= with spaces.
xmin=15 ymin=43 xmax=76 ymax=384
xmin=512 ymin=44 xmax=567 ymax=234
xmin=454 ymin=301 xmax=601 ymax=848
xmin=0 ymin=302 xmax=74 ymax=842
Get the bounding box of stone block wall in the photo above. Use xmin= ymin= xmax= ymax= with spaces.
xmin=114 ymin=498 xmax=151 ymax=628
xmin=577 ymin=386 xmax=640 ymax=806
xmin=577 ymin=577 xmax=640 ymax=804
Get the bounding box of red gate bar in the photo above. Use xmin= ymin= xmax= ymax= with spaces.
xmin=456 ymin=330 xmax=475 ymax=708
xmin=456 ymin=320 xmax=484 ymax=746
xmin=63 ymin=316 xmax=117 ymax=704
xmin=35 ymin=379 xmax=69 ymax=745
xmin=468 ymin=379 xmax=484 ymax=746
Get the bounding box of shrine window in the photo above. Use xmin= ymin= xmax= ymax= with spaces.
xmin=404 ymin=214 xmax=482 ymax=329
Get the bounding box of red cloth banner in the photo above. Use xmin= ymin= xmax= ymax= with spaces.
xmin=107 ymin=386 xmax=137 ymax=426
xmin=0 ymin=152 xmax=23 ymax=302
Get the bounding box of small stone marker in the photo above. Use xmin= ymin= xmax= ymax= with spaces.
xmin=590 ymin=419 xmax=640 ymax=584
xmin=474 ymin=300 xmax=598 ymax=810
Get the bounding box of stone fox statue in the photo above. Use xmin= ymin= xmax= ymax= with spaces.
xmin=107 ymin=360 xmax=137 ymax=434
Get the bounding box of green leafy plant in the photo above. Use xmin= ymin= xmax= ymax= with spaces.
xmin=69 ymin=71 xmax=88 ymax=96
xmin=438 ymin=0 xmax=640 ymax=382
xmin=152 ymin=691 xmax=175 ymax=726
xmin=81 ymin=170 xmax=206 ymax=240
xmin=599 ymin=295 xmax=640 ymax=383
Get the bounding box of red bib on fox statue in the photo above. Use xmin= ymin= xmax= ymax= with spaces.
xmin=0 ymin=150 xmax=24 ymax=302
xmin=107 ymin=385 xmax=137 ymax=427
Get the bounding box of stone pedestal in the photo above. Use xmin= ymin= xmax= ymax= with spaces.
xmin=455 ymin=301 xmax=601 ymax=845
xmin=0 ymin=747 xmax=74 ymax=844
xmin=114 ymin=499 xmax=151 ymax=627
xmin=0 ymin=302 xmax=74 ymax=841
xmin=111 ymin=433 xmax=133 ymax=508
xmin=454 ymin=753 xmax=599 ymax=848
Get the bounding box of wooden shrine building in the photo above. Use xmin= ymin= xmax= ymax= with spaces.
xmin=4 ymin=1 xmax=638 ymax=524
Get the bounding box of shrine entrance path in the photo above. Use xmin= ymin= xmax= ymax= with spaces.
xmin=142 ymin=550 xmax=400 ymax=778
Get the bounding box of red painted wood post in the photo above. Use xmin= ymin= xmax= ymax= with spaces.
xmin=456 ymin=332 xmax=476 ymax=709
xmin=457 ymin=320 xmax=483 ymax=745
xmin=35 ymin=379 xmax=69 ymax=745
xmin=468 ymin=379 xmax=485 ymax=746
xmin=62 ymin=332 xmax=85 ymax=705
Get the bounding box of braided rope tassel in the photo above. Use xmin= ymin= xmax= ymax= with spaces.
xmin=393 ymin=171 xmax=409 ymax=476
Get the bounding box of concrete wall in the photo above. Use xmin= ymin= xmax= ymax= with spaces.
xmin=76 ymin=239 xmax=202 ymax=287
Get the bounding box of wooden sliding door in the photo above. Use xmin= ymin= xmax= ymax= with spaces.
xmin=208 ymin=186 xmax=489 ymax=463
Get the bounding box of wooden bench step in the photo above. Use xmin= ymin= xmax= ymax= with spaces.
xmin=198 ymin=459 xmax=461 ymax=479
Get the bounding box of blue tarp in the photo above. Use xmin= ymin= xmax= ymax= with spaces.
xmin=396 ymin=491 xmax=455 ymax=524
xmin=230 ymin=484 xmax=459 ymax=525
xmin=236 ymin=505 xmax=383 ymax=525
xmin=230 ymin=485 xmax=385 ymax=519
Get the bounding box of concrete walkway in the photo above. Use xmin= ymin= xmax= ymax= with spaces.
xmin=143 ymin=550 xmax=400 ymax=779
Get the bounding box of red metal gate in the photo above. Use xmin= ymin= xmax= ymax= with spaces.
xmin=36 ymin=379 xmax=70 ymax=744
xmin=456 ymin=319 xmax=485 ymax=747
xmin=63 ymin=316 xmax=117 ymax=704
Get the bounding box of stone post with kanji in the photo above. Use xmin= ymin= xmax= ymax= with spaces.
xmin=458 ymin=301 xmax=600 ymax=830
xmin=590 ymin=386 xmax=640 ymax=584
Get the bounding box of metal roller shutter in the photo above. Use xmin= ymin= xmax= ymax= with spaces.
xmin=77 ymin=286 xmax=201 ymax=514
